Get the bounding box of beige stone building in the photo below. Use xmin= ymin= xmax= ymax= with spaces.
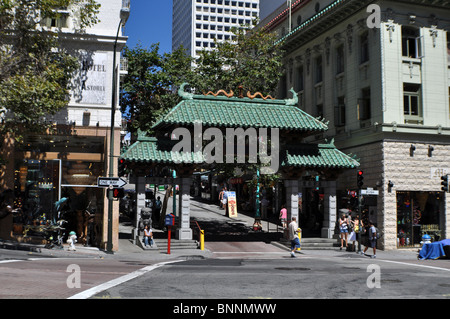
xmin=261 ymin=0 xmax=450 ymax=249
xmin=0 ymin=0 xmax=130 ymax=251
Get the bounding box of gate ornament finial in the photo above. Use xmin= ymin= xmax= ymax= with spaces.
xmin=284 ymin=88 xmax=298 ymax=106
xmin=178 ymin=83 xmax=194 ymax=100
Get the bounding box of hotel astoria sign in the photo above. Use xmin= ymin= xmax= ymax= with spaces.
xmin=78 ymin=52 xmax=107 ymax=105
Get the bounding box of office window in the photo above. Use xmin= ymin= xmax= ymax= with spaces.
xmin=360 ymin=32 xmax=369 ymax=63
xmin=358 ymin=88 xmax=371 ymax=120
xmin=336 ymin=45 xmax=344 ymax=74
xmin=402 ymin=26 xmax=422 ymax=59
xmin=403 ymin=83 xmax=422 ymax=123
xmin=316 ymin=104 xmax=323 ymax=118
xmin=315 ymin=56 xmax=323 ymax=84
xmin=41 ymin=13 xmax=69 ymax=28
xmin=335 ymin=96 xmax=346 ymax=126
xmin=295 ymin=66 xmax=304 ymax=92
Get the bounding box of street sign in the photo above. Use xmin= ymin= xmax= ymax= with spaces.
xmin=361 ymin=188 xmax=379 ymax=195
xmin=97 ymin=177 xmax=127 ymax=188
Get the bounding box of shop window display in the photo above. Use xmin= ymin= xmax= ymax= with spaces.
xmin=12 ymin=159 xmax=104 ymax=246
xmin=397 ymin=191 xmax=443 ymax=248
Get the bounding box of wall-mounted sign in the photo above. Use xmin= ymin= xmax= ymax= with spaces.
xmin=78 ymin=52 xmax=107 ymax=105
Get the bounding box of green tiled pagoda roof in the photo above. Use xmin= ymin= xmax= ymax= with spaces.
xmin=120 ymin=137 xmax=204 ymax=164
xmin=281 ymin=143 xmax=360 ymax=169
xmin=121 ymin=137 xmax=359 ymax=169
xmin=152 ymin=85 xmax=328 ymax=132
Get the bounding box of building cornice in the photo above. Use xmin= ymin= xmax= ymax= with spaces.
xmin=275 ymin=0 xmax=372 ymax=53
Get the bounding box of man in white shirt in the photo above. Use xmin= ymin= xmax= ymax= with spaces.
xmin=289 ymin=217 xmax=301 ymax=258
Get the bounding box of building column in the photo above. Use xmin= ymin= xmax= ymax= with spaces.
xmin=133 ymin=176 xmax=146 ymax=244
xmin=284 ymin=179 xmax=299 ymax=222
xmin=177 ymin=177 xmax=193 ymax=240
xmin=321 ymin=181 xmax=337 ymax=239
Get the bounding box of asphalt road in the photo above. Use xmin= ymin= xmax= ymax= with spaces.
xmin=91 ymin=255 xmax=450 ymax=300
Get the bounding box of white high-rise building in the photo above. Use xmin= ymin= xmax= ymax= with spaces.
xmin=172 ymin=0 xmax=260 ymax=58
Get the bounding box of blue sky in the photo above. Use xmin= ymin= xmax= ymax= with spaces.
xmin=124 ymin=1 xmax=173 ymax=53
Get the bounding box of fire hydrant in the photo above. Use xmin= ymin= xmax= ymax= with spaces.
xmin=67 ymin=231 xmax=77 ymax=251
xmin=421 ymin=234 xmax=431 ymax=246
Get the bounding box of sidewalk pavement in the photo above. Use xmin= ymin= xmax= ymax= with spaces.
xmin=0 ymin=195 xmax=423 ymax=262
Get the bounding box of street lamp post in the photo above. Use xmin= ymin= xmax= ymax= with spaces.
xmin=106 ymin=3 xmax=130 ymax=253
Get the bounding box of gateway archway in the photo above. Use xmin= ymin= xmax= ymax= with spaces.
xmin=120 ymin=84 xmax=359 ymax=245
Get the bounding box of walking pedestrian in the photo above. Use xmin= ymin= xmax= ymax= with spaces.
xmin=154 ymin=196 xmax=162 ymax=223
xmin=339 ymin=214 xmax=349 ymax=250
xmin=351 ymin=215 xmax=363 ymax=253
xmin=279 ymin=205 xmax=287 ymax=229
xmin=363 ymin=221 xmax=377 ymax=258
xmin=219 ymin=188 xmax=224 ymax=209
xmin=289 ymin=217 xmax=301 ymax=258
xmin=221 ymin=187 xmax=228 ymax=210
xmin=144 ymin=225 xmax=153 ymax=247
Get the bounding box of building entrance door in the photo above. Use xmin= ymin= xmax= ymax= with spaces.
xmin=299 ymin=188 xmax=324 ymax=237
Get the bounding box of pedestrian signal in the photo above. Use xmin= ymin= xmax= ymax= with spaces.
xmin=112 ymin=188 xmax=124 ymax=199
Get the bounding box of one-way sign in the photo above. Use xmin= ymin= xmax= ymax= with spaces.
xmin=97 ymin=177 xmax=127 ymax=188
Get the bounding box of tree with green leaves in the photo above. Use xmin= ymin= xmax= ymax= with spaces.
xmin=0 ymin=0 xmax=100 ymax=161
xmin=121 ymin=22 xmax=284 ymax=138
xmin=120 ymin=43 xmax=196 ymax=137
xmin=194 ymin=23 xmax=284 ymax=96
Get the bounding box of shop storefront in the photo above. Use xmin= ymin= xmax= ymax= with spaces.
xmin=7 ymin=131 xmax=107 ymax=246
xmin=397 ymin=191 xmax=444 ymax=248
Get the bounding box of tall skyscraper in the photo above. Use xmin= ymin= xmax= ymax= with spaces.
xmin=172 ymin=0 xmax=260 ymax=58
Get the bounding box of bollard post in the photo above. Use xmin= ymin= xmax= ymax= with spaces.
xmin=297 ymin=228 xmax=302 ymax=251
xmin=200 ymin=230 xmax=204 ymax=251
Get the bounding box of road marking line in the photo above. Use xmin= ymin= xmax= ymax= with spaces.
xmin=378 ymin=259 xmax=450 ymax=272
xmin=0 ymin=260 xmax=22 ymax=264
xmin=67 ymin=260 xmax=183 ymax=299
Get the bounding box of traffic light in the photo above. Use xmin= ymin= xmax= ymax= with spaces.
xmin=118 ymin=158 xmax=126 ymax=177
xmin=357 ymin=170 xmax=364 ymax=189
xmin=441 ymin=175 xmax=449 ymax=192
xmin=112 ymin=187 xmax=124 ymax=199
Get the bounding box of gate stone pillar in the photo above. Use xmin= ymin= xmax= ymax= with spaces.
xmin=284 ymin=179 xmax=299 ymax=222
xmin=321 ymin=181 xmax=337 ymax=239
xmin=177 ymin=177 xmax=193 ymax=240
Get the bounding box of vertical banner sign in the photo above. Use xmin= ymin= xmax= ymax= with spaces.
xmin=79 ymin=52 xmax=107 ymax=105
xmin=227 ymin=191 xmax=238 ymax=218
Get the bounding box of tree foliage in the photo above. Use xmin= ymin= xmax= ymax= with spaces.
xmin=0 ymin=0 xmax=100 ymax=147
xmin=121 ymin=23 xmax=284 ymax=137
xmin=120 ymin=43 xmax=196 ymax=136
xmin=193 ymin=23 xmax=284 ymax=96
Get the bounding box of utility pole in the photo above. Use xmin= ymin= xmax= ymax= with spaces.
xmin=106 ymin=3 xmax=130 ymax=253
xmin=357 ymin=170 xmax=364 ymax=254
